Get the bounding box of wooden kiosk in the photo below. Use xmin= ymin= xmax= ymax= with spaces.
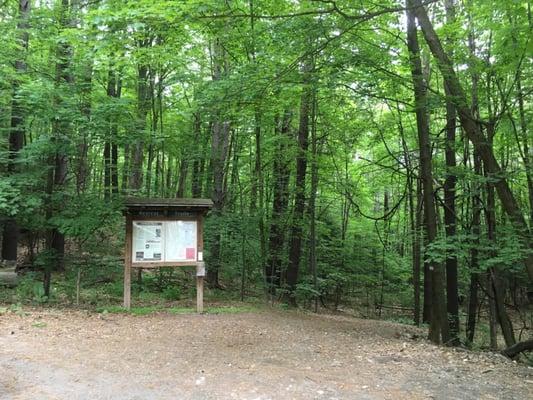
xmin=123 ymin=198 xmax=213 ymax=312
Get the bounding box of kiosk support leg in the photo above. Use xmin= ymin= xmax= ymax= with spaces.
xmin=124 ymin=215 xmax=132 ymax=310
xmin=196 ymin=276 xmax=204 ymax=313
xmin=124 ymin=264 xmax=131 ymax=310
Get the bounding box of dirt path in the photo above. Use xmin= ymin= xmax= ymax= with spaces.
xmin=0 ymin=308 xmax=531 ymax=400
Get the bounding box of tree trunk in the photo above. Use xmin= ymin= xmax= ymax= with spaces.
xmin=176 ymin=158 xmax=188 ymax=197
xmin=406 ymin=0 xmax=449 ymax=344
xmin=104 ymin=65 xmax=121 ymax=199
xmin=48 ymin=0 xmax=75 ymax=276
xmin=308 ymin=94 xmax=319 ymax=312
xmin=130 ymin=62 xmax=150 ymax=191
xmin=502 ymin=339 xmax=533 ymax=359
xmin=251 ymin=107 xmax=267 ymax=280
xmin=410 ymin=176 xmax=422 ymax=326
xmin=466 ymin=22 xmax=481 ymax=346
xmin=2 ymin=0 xmax=30 ymax=262
xmin=467 ymin=151 xmax=482 ymax=345
xmin=76 ymin=52 xmax=92 ymax=195
xmin=206 ymin=37 xmax=231 ymax=287
xmin=285 ymin=57 xmax=313 ymax=306
xmin=443 ymin=0 xmax=459 ymax=346
xmin=266 ymin=111 xmax=292 ymax=295
xmin=485 ymin=121 xmax=516 ymax=348
xmin=208 ymin=120 xmax=230 ymax=287
xmin=191 ymin=113 xmax=203 ymax=198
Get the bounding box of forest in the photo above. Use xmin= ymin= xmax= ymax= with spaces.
xmin=0 ymin=0 xmax=532 ymax=355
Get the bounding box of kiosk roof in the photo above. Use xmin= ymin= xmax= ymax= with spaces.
xmin=124 ymin=197 xmax=213 ymax=211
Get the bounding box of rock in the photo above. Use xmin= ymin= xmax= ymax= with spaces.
xmin=0 ymin=268 xmax=18 ymax=287
xmin=195 ymin=376 xmax=205 ymax=385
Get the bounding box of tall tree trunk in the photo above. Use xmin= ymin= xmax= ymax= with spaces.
xmin=443 ymin=0 xmax=460 ymax=346
xmin=122 ymin=143 xmax=130 ymax=192
xmin=285 ymin=57 xmax=313 ymax=305
xmin=208 ymin=120 xmax=230 ymax=287
xmin=308 ymin=94 xmax=319 ymax=312
xmin=406 ymin=0 xmax=449 ymax=344
xmin=485 ymin=126 xmax=516 ymax=348
xmin=412 ymin=0 xmax=533 ymax=284
xmin=206 ymin=38 xmax=230 ymax=287
xmin=266 ymin=111 xmax=292 ymax=295
xmin=76 ymin=53 xmax=92 ymax=194
xmin=176 ymin=158 xmax=188 ymax=197
xmin=49 ymin=0 xmax=75 ymax=276
xmin=145 ymin=70 xmax=158 ymax=196
xmin=467 ymin=150 xmax=482 ymax=345
xmin=410 ymin=176 xmax=422 ymax=326
xmin=466 ymin=19 xmax=481 ymax=346
xmin=251 ymin=107 xmax=267 ymax=280
xmin=130 ymin=61 xmax=150 ymax=191
xmin=104 ymin=65 xmax=121 ymax=199
xmin=1 ymin=0 xmax=30 ymax=262
xmin=191 ymin=113 xmax=203 ymax=198
xmin=104 ymin=67 xmax=114 ymax=200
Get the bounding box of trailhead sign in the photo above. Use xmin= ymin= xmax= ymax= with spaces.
xmin=123 ymin=198 xmax=213 ymax=312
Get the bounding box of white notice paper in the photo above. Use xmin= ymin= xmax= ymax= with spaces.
xmin=132 ymin=222 xmax=164 ymax=262
xmin=164 ymin=221 xmax=197 ymax=262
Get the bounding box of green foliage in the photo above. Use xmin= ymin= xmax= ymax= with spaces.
xmin=162 ymin=286 xmax=181 ymax=301
xmin=16 ymin=273 xmax=48 ymax=303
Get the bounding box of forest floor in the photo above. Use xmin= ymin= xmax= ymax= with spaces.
xmin=0 ymin=306 xmax=532 ymax=400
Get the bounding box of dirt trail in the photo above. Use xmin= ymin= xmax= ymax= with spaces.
xmin=0 ymin=308 xmax=531 ymax=400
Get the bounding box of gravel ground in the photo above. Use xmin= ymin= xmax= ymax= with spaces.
xmin=0 ymin=307 xmax=532 ymax=400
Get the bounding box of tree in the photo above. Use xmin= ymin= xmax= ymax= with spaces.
xmin=406 ymin=0 xmax=449 ymax=344
xmin=2 ymin=0 xmax=30 ymax=263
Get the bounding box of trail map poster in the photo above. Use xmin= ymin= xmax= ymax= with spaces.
xmin=132 ymin=220 xmax=197 ymax=263
xmin=133 ymin=222 xmax=163 ymax=261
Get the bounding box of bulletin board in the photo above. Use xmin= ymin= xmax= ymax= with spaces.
xmin=123 ymin=198 xmax=213 ymax=312
xmin=132 ymin=220 xmax=199 ymax=263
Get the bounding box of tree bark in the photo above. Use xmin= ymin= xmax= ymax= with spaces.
xmin=2 ymin=0 xmax=30 ymax=262
xmin=411 ymin=176 xmax=422 ymax=326
xmin=502 ymin=339 xmax=533 ymax=359
xmin=206 ymin=38 xmax=231 ymax=287
xmin=130 ymin=61 xmax=150 ymax=191
xmin=208 ymin=120 xmax=230 ymax=287
xmin=467 ymin=151 xmax=482 ymax=345
xmin=191 ymin=113 xmax=203 ymax=198
xmin=406 ymin=0 xmax=449 ymax=344
xmin=266 ymin=111 xmax=292 ymax=295
xmin=47 ymin=0 xmax=75 ymax=277
xmin=443 ymin=0 xmax=459 ymax=346
xmin=308 ymin=94 xmax=319 ymax=312
xmin=285 ymin=57 xmax=313 ymax=305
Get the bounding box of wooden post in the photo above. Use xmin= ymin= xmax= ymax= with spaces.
xmin=196 ymin=261 xmax=205 ymax=313
xmin=196 ymin=276 xmax=204 ymax=313
xmin=124 ymin=215 xmax=132 ymax=309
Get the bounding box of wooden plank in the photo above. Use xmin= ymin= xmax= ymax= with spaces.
xmin=124 ymin=197 xmax=213 ymax=208
xmin=124 ymin=215 xmax=132 ymax=309
xmin=129 ymin=215 xmax=199 ymax=222
xmin=130 ymin=261 xmax=199 ymax=268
